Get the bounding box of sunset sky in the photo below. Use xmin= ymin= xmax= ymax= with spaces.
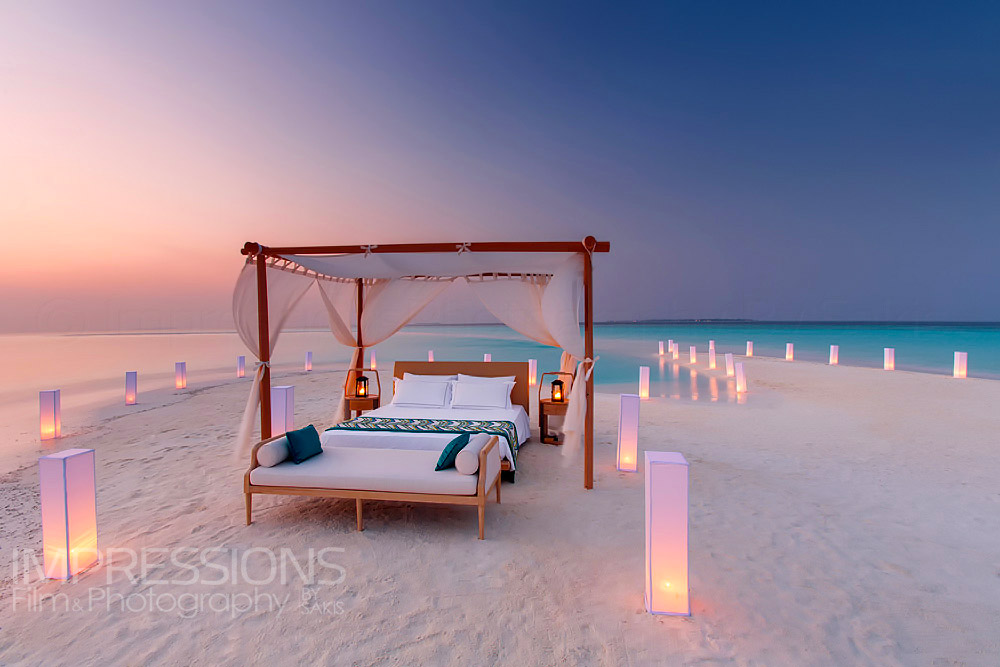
xmin=2 ymin=2 xmax=998 ymax=332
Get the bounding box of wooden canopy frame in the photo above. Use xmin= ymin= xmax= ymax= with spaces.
xmin=240 ymin=237 xmax=611 ymax=489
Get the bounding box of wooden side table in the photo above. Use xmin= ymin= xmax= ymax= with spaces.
xmin=539 ymin=398 xmax=568 ymax=445
xmin=347 ymin=396 xmax=380 ymax=419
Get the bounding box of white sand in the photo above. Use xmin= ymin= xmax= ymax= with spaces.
xmin=2 ymin=358 xmax=1000 ymax=665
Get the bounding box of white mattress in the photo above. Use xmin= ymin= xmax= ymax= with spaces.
xmin=321 ymin=404 xmax=530 ymax=470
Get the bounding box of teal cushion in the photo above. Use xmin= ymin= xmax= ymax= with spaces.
xmin=435 ymin=433 xmax=471 ymax=471
xmin=285 ymin=424 xmax=323 ymax=464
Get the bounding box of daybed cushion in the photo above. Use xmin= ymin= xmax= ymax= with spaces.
xmin=249 ymin=447 xmax=480 ymax=495
xmin=257 ymin=436 xmax=289 ymax=467
xmin=435 ymin=433 xmax=470 ymax=471
xmin=285 ymin=425 xmax=323 ymax=464
xmin=455 ymin=434 xmax=492 ymax=475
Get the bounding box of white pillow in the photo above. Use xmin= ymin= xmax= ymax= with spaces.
xmin=457 ymin=374 xmax=516 ymax=384
xmin=392 ymin=379 xmax=452 ymax=408
xmin=455 ymin=434 xmax=492 ymax=474
xmin=450 ymin=381 xmax=513 ymax=410
xmin=403 ymin=373 xmax=457 ymax=382
xmin=256 ymin=436 xmax=289 ymax=467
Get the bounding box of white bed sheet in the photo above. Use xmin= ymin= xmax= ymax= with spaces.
xmin=321 ymin=404 xmax=530 ymax=470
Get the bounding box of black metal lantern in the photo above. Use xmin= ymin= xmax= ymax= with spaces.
xmin=551 ymin=378 xmax=565 ymax=403
xmin=355 ymin=374 xmax=369 ymax=398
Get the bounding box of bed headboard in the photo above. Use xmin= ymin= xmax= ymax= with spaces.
xmin=392 ymin=361 xmax=530 ymax=413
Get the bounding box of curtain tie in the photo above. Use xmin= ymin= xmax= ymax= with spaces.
xmin=254 ymin=360 xmax=271 ymax=369
xmin=582 ymin=356 xmax=598 ymax=380
xmin=362 ymin=244 xmax=378 ymax=256
xmin=456 ymin=242 xmax=471 ymax=254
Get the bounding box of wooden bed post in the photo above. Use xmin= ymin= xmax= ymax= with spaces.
xmin=583 ymin=236 xmax=596 ymax=490
xmin=356 ymin=278 xmax=365 ymax=373
xmin=256 ymin=248 xmax=272 ymax=440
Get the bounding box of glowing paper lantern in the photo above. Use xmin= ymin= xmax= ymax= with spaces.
xmin=708 ymin=348 xmax=716 ymax=370
xmin=883 ymin=348 xmax=895 ymax=371
xmin=484 ymin=353 xmax=492 ymax=362
xmin=725 ymin=353 xmax=735 ymax=377
xmin=658 ymin=341 xmax=665 ymax=356
xmin=237 ymin=355 xmax=246 ymax=378
xmin=671 ymin=343 xmax=679 ymax=360
xmin=829 ymin=345 xmax=839 ymax=366
xmin=428 ymin=350 xmax=434 ymax=362
xmin=305 ymin=351 xmax=313 ymax=372
xmin=270 ymin=385 xmax=294 ymax=435
xmin=638 ymin=366 xmax=650 ymax=399
xmin=175 ymin=362 xmax=187 ymax=389
xmin=785 ymin=344 xmax=794 ymax=361
xmin=689 ymin=346 xmax=697 ymax=364
xmin=370 ymin=349 xmax=377 ymax=370
xmin=644 ymin=451 xmax=690 ymax=616
xmin=735 ymin=363 xmax=748 ymax=393
xmin=954 ymin=352 xmax=967 ymax=379
xmin=125 ymin=371 xmax=137 ymax=405
xmin=746 ymin=341 xmax=753 ymax=357
xmin=39 ymin=448 xmax=98 ymax=579
xmin=39 ymin=389 xmax=61 ymax=440
xmin=708 ymin=340 xmax=715 ymax=352
xmin=528 ymin=359 xmax=537 ymax=386
xmin=617 ymin=394 xmax=640 ymax=472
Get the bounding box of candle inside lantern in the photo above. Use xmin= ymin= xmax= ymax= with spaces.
xmin=617 ymin=394 xmax=640 ymax=472
xmin=305 ymin=351 xmax=313 ymax=372
xmin=39 ymin=389 xmax=61 ymax=440
xmin=884 ymin=348 xmax=895 ymax=371
xmin=785 ymin=343 xmax=794 ymax=361
xmin=644 ymin=451 xmax=690 ymax=616
xmin=175 ymin=362 xmax=187 ymax=389
xmin=484 ymin=353 xmax=491 ymax=362
xmin=708 ymin=347 xmax=716 ymax=370
xmin=638 ymin=366 xmax=650 ymax=399
xmin=829 ymin=345 xmax=839 ymax=365
xmin=725 ymin=353 xmax=735 ymax=377
xmin=735 ymin=363 xmax=748 ymax=393
xmin=528 ymin=359 xmax=537 ymax=386
xmin=658 ymin=341 xmax=665 ymax=356
xmin=954 ymin=352 xmax=967 ymax=379
xmin=746 ymin=341 xmax=754 ymax=357
xmin=237 ymin=355 xmax=246 ymax=378
xmin=689 ymin=346 xmax=697 ymax=364
xmin=428 ymin=350 xmax=434 ymax=362
xmin=355 ymin=375 xmax=369 ymax=398
xmin=270 ymin=385 xmax=294 ymax=435
xmin=551 ymin=378 xmax=565 ymax=403
xmin=125 ymin=371 xmax=137 ymax=405
xmin=39 ymin=448 xmax=98 ymax=580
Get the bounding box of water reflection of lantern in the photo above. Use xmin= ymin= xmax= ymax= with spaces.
xmin=638 ymin=366 xmax=650 ymax=399
xmin=125 ymin=372 xmax=137 ymax=405
xmin=785 ymin=344 xmax=794 ymax=361
xmin=954 ymin=352 xmax=967 ymax=379
xmin=39 ymin=390 xmax=61 ymax=440
xmin=237 ymin=355 xmax=246 ymax=378
xmin=270 ymin=385 xmax=294 ymax=435
xmin=305 ymin=351 xmax=313 ymax=372
xmin=725 ymin=353 xmax=735 ymax=377
xmin=689 ymin=346 xmax=697 ymax=364
xmin=484 ymin=353 xmax=491 ymax=362
xmin=735 ymin=363 xmax=748 ymax=393
xmin=884 ymin=348 xmax=895 ymax=371
xmin=746 ymin=341 xmax=754 ymax=357
xmin=617 ymin=394 xmax=639 ymax=472
xmin=175 ymin=362 xmax=187 ymax=389
xmin=528 ymin=359 xmax=537 ymax=386
xmin=829 ymin=345 xmax=839 ymax=365
xmin=551 ymin=378 xmax=565 ymax=403
xmin=428 ymin=350 xmax=434 ymax=362
xmin=710 ymin=376 xmax=718 ymax=402
xmin=644 ymin=451 xmax=690 ymax=616
xmin=39 ymin=448 xmax=98 ymax=579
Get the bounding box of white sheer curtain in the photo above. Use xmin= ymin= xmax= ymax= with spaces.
xmin=232 ymin=261 xmax=315 ymax=459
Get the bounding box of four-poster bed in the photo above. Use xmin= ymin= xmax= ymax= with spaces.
xmin=234 ymin=237 xmax=610 ymax=489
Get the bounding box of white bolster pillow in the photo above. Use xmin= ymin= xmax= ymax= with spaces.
xmin=455 ymin=433 xmax=493 ymax=475
xmin=256 ymin=436 xmax=290 ymax=467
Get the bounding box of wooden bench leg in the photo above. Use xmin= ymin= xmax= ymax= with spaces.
xmin=356 ymin=498 xmax=364 ymax=532
xmin=496 ymin=479 xmax=501 ymax=504
xmin=245 ymin=493 xmax=252 ymax=526
xmin=478 ymin=500 xmax=485 ymax=540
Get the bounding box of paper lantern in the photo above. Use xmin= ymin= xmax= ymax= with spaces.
xmin=370 ymin=350 xmax=377 ymax=370
xmin=785 ymin=343 xmax=794 ymax=361
xmin=305 ymin=351 xmax=313 ymax=372
xmin=484 ymin=353 xmax=492 ymax=362
xmin=708 ymin=340 xmax=715 ymax=352
xmin=270 ymin=385 xmax=294 ymax=435
xmin=528 ymin=359 xmax=537 ymax=386
xmin=954 ymin=352 xmax=967 ymax=379
xmin=735 ymin=363 xmax=748 ymax=393
xmin=644 ymin=451 xmax=690 ymax=616
xmin=638 ymin=366 xmax=650 ymax=399
xmin=883 ymin=348 xmax=895 ymax=371
xmin=237 ymin=355 xmax=246 ymax=378
xmin=658 ymin=341 xmax=665 ymax=356
xmin=671 ymin=343 xmax=679 ymax=360
xmin=617 ymin=394 xmax=640 ymax=472
xmin=175 ymin=362 xmax=187 ymax=389
xmin=725 ymin=353 xmax=735 ymax=377
xmin=551 ymin=378 xmax=565 ymax=403
xmin=125 ymin=372 xmax=137 ymax=405
xmin=355 ymin=375 xmax=368 ymax=398
xmin=689 ymin=346 xmax=697 ymax=364
xmin=746 ymin=341 xmax=754 ymax=357
xmin=39 ymin=389 xmax=61 ymax=440
xmin=708 ymin=348 xmax=716 ymax=370
xmin=39 ymin=448 xmax=97 ymax=579
xmin=829 ymin=345 xmax=839 ymax=366
xmin=428 ymin=350 xmax=434 ymax=362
